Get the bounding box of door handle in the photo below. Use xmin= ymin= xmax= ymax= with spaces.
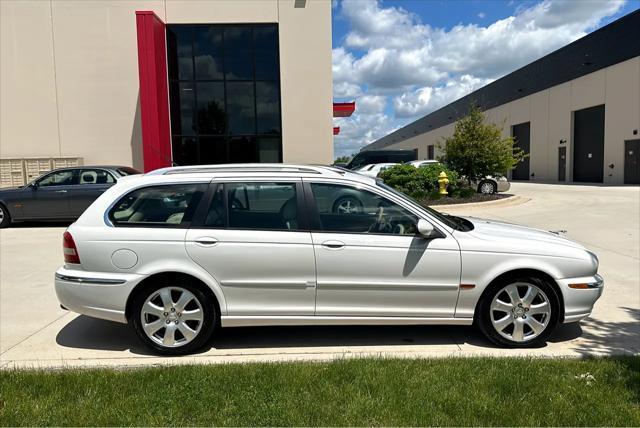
xmin=55 ymin=190 xmax=67 ymax=193
xmin=194 ymin=237 xmax=218 ymax=246
xmin=321 ymin=240 xmax=345 ymax=249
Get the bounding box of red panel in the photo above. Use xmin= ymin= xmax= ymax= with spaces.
xmin=333 ymin=102 xmax=356 ymax=117
xmin=333 ymin=126 xmax=340 ymax=135
xmin=135 ymin=11 xmax=171 ymax=172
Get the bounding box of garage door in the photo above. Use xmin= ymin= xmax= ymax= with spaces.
xmin=573 ymin=105 xmax=605 ymax=183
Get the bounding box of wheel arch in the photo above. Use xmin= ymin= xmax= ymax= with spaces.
xmin=474 ymin=268 xmax=565 ymax=322
xmin=125 ymin=271 xmax=223 ymax=323
xmin=477 ymin=178 xmax=498 ymax=193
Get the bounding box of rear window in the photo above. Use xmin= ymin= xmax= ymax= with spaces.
xmin=116 ymin=167 xmax=141 ymax=176
xmin=109 ymin=184 xmax=206 ymax=227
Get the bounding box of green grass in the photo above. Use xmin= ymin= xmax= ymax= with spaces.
xmin=1 ymin=357 xmax=638 ymax=426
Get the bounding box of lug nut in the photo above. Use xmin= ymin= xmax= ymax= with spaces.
xmin=178 ymin=313 xmax=182 ymax=317
xmin=525 ymin=308 xmax=529 ymax=312
xmin=171 ymin=308 xmax=175 ymax=312
xmin=174 ymin=320 xmax=179 ymax=324
xmin=164 ymin=312 xmax=168 ymax=316
xmin=165 ymin=320 xmax=170 ymax=324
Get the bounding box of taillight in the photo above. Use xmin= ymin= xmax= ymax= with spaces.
xmin=63 ymin=231 xmax=80 ymax=264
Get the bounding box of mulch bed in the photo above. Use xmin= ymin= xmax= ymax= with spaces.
xmin=422 ymin=193 xmax=513 ymax=206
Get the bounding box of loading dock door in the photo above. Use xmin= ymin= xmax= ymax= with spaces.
xmin=512 ymin=122 xmax=530 ymax=180
xmin=558 ymin=146 xmax=566 ymax=181
xmin=573 ymin=105 xmax=605 ymax=183
xmin=625 ymin=139 xmax=640 ymax=184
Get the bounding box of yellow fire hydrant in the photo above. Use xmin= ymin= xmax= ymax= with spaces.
xmin=438 ymin=171 xmax=449 ymax=195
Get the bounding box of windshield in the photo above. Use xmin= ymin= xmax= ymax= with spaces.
xmin=376 ymin=181 xmax=474 ymax=231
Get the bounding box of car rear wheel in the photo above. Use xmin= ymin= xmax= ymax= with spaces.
xmin=131 ymin=280 xmax=215 ymax=355
xmin=477 ymin=276 xmax=559 ymax=347
xmin=478 ymin=180 xmax=497 ymax=194
xmin=0 ymin=204 xmax=11 ymax=228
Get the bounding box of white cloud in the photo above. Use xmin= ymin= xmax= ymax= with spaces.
xmin=478 ymin=12 xmax=486 ymax=19
xmin=332 ymin=0 xmax=627 ymax=158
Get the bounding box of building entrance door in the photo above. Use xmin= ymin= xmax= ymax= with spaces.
xmin=558 ymin=146 xmax=566 ymax=182
xmin=624 ymin=139 xmax=640 ymax=184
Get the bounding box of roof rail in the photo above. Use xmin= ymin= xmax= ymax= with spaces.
xmin=146 ymin=163 xmax=344 ymax=176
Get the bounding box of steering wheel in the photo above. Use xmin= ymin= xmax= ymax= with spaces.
xmin=368 ymin=206 xmax=393 ymax=234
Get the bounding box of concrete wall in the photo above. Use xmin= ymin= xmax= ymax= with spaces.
xmin=0 ymin=0 xmax=333 ymax=169
xmin=377 ymin=57 xmax=640 ymax=185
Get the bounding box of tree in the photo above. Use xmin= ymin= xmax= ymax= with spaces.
xmin=438 ymin=104 xmax=527 ymax=184
xmin=334 ymin=154 xmax=354 ymax=164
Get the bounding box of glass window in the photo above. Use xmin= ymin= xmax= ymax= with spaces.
xmin=254 ymin=26 xmax=279 ymax=80
xmin=310 ymin=183 xmax=417 ymax=235
xmin=204 ymin=184 xmax=225 ymax=227
xmin=167 ymin=27 xmax=193 ymax=80
xmin=196 ymin=82 xmax=226 ymax=135
xmin=116 ymin=167 xmax=141 ymax=176
xmin=167 ymin=24 xmax=282 ymax=165
xmin=109 ymin=184 xmax=206 ymax=227
xmin=223 ymin=27 xmax=253 ymax=80
xmin=226 ymin=182 xmax=299 ymax=230
xmin=37 ymin=170 xmax=75 ymax=187
xmin=256 ymin=82 xmax=280 ymax=134
xmin=194 ymin=27 xmax=223 ymax=80
xmin=79 ymin=169 xmax=115 ymax=185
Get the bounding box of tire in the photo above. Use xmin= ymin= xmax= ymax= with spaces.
xmin=0 ymin=203 xmax=11 ymax=228
xmin=477 ymin=276 xmax=560 ymax=348
xmin=478 ymin=180 xmax=497 ymax=194
xmin=131 ymin=277 xmax=216 ymax=355
xmin=332 ymin=195 xmax=363 ymax=214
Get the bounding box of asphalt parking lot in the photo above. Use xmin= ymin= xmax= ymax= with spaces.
xmin=1 ymin=182 xmax=638 ymax=369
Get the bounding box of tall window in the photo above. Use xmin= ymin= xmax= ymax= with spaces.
xmin=167 ymin=24 xmax=282 ymax=165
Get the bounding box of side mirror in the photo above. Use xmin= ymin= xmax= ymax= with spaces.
xmin=417 ymin=219 xmax=441 ymax=239
xmin=28 ymin=182 xmax=38 ymax=190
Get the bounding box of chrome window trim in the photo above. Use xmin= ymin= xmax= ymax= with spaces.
xmin=55 ymin=273 xmax=126 ymax=285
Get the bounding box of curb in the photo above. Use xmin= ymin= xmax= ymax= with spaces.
xmin=432 ymin=195 xmax=530 ymax=210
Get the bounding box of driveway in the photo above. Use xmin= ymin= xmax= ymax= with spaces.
xmin=1 ymin=183 xmax=638 ymax=368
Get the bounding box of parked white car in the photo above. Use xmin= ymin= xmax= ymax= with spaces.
xmin=409 ymin=160 xmax=510 ymax=194
xmin=55 ymin=164 xmax=603 ymax=355
xmin=355 ymin=163 xmax=398 ymax=177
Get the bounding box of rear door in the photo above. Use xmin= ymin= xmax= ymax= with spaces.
xmin=185 ymin=180 xmax=317 ymax=317
xmin=22 ymin=169 xmax=75 ymax=218
xmin=69 ymin=168 xmax=116 ymax=216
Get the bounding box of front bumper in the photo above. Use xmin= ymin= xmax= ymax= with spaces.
xmin=54 ymin=266 xmax=144 ymax=323
xmin=557 ymin=274 xmax=604 ymax=323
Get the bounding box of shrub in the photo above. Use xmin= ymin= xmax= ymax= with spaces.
xmin=378 ymin=164 xmax=459 ymax=199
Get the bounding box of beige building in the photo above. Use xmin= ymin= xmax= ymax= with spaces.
xmin=1 ymin=0 xmax=333 ymax=179
xmin=366 ymin=11 xmax=640 ymax=185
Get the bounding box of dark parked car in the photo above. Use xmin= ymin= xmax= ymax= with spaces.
xmin=344 ymin=149 xmax=418 ymax=170
xmin=0 ymin=166 xmax=139 ymax=228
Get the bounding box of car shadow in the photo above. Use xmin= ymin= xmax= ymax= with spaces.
xmin=11 ymin=220 xmax=73 ymax=228
xmin=56 ymin=315 xmax=588 ymax=356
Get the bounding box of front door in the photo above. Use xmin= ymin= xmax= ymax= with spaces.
xmin=558 ymin=146 xmax=567 ymax=182
xmin=186 ymin=181 xmax=316 ymax=316
xmin=22 ymin=169 xmax=75 ymax=218
xmin=573 ymin=105 xmax=605 ymax=183
xmin=306 ymin=181 xmax=461 ymax=318
xmin=624 ymin=140 xmax=640 ymax=185
xmin=512 ymin=122 xmax=530 ymax=180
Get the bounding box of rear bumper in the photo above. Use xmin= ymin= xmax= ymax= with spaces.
xmin=54 ymin=266 xmax=144 ymax=323
xmin=557 ymin=274 xmax=604 ymax=323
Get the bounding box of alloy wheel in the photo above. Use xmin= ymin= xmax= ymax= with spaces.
xmin=490 ymin=282 xmax=551 ymax=342
xmin=480 ymin=182 xmax=495 ymax=194
xmin=140 ymin=286 xmax=204 ymax=348
xmin=0 ymin=207 xmax=4 ymax=222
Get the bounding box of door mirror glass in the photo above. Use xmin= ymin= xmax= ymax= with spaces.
xmin=417 ymin=219 xmax=435 ymax=237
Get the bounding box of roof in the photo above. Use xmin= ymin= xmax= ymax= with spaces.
xmin=365 ymin=9 xmax=640 ymax=151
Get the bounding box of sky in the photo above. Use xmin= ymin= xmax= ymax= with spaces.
xmin=331 ymin=0 xmax=640 ymax=158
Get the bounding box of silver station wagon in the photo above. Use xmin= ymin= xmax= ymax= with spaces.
xmin=55 ymin=164 xmax=603 ymax=355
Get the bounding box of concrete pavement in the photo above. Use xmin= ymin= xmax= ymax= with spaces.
xmin=1 ymin=183 xmax=638 ymax=369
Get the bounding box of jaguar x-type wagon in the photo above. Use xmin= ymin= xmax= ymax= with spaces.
xmin=55 ymin=164 xmax=603 ymax=354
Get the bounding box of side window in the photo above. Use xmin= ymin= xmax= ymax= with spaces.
xmin=226 ymin=182 xmax=299 ymax=230
xmin=204 ymin=184 xmax=225 ymax=227
xmin=79 ymin=169 xmax=115 ymax=185
xmin=37 ymin=170 xmax=75 ymax=187
xmin=309 ymin=183 xmax=417 ymax=235
xmin=109 ymin=184 xmax=206 ymax=227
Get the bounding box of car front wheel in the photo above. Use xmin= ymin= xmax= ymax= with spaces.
xmin=131 ymin=281 xmax=215 ymax=355
xmin=477 ymin=277 xmax=559 ymax=347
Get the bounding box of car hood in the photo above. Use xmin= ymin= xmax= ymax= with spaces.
xmin=0 ymin=186 xmax=26 ymax=196
xmin=456 ymin=216 xmax=587 ymax=256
